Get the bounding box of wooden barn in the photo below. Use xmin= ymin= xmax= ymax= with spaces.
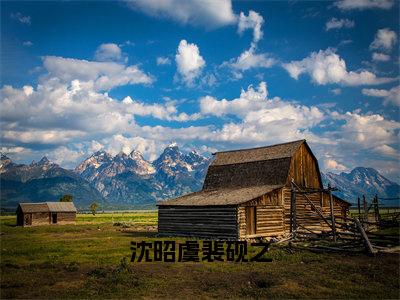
xmin=157 ymin=140 xmax=350 ymax=239
xmin=16 ymin=202 xmax=77 ymax=226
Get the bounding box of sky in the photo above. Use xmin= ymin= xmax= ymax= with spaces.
xmin=1 ymin=0 xmax=399 ymax=181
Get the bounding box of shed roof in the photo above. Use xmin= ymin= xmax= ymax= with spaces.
xmin=158 ymin=185 xmax=283 ymax=206
xmin=46 ymin=202 xmax=77 ymax=212
xmin=18 ymin=202 xmax=77 ymax=213
xmin=18 ymin=203 xmax=49 ymax=213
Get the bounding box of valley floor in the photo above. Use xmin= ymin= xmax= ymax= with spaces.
xmin=0 ymin=212 xmax=399 ymax=299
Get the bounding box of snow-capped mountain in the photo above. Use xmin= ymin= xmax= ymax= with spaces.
xmin=322 ymin=167 xmax=400 ymax=203
xmin=0 ymin=154 xmax=103 ymax=210
xmin=75 ymin=144 xmax=212 ymax=205
xmin=152 ymin=144 xmax=210 ymax=198
xmin=2 ymin=146 xmax=398 ymax=210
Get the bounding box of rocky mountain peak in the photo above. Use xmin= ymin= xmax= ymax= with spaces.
xmin=38 ymin=156 xmax=50 ymax=165
xmin=322 ymin=167 xmax=400 ymax=203
xmin=0 ymin=154 xmax=13 ymax=172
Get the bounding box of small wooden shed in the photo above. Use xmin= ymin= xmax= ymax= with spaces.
xmin=16 ymin=202 xmax=77 ymax=226
xmin=157 ymin=140 xmax=350 ymax=239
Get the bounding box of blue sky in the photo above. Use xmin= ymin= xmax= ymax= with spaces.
xmin=1 ymin=0 xmax=399 ymax=181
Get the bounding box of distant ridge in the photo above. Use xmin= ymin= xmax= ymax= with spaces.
xmin=1 ymin=147 xmax=399 ymax=210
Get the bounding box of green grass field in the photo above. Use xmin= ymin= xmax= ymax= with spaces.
xmin=1 ymin=212 xmax=399 ymax=299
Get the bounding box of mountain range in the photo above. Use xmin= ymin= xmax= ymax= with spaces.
xmin=1 ymin=144 xmax=399 ymax=210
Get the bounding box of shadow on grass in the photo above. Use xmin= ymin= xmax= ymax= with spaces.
xmin=119 ymin=230 xmax=158 ymax=238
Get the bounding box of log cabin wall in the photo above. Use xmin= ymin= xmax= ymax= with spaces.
xmin=56 ymin=212 xmax=76 ymax=224
xmin=282 ymin=187 xmax=348 ymax=233
xmin=288 ymin=143 xmax=322 ymax=189
xmin=158 ymin=206 xmax=238 ymax=239
xmin=238 ymin=189 xmax=285 ymax=239
xmin=31 ymin=212 xmax=51 ymax=226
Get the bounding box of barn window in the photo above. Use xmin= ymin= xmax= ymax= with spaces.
xmin=246 ymin=207 xmax=257 ymax=235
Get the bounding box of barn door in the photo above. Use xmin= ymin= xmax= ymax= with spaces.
xmin=246 ymin=207 xmax=257 ymax=235
xmin=52 ymin=213 xmax=57 ymax=224
xmin=24 ymin=214 xmax=32 ymax=226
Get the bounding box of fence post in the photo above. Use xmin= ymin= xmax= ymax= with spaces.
xmin=290 ymin=181 xmax=297 ymax=238
xmin=354 ymin=218 xmax=374 ymax=255
xmin=374 ymin=194 xmax=381 ymax=224
xmin=363 ymin=195 xmax=367 ymax=222
xmin=357 ymin=196 xmax=361 ymax=217
xmin=328 ymin=184 xmax=337 ymax=243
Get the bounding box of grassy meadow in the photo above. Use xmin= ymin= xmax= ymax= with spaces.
xmin=1 ymin=211 xmax=399 ymax=299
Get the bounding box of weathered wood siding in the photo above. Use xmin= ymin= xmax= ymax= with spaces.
xmin=57 ymin=212 xmax=76 ymax=224
xmin=31 ymin=212 xmax=50 ymax=226
xmin=158 ymin=206 xmax=238 ymax=239
xmin=19 ymin=212 xmax=76 ymax=226
xmin=238 ymin=189 xmax=285 ymax=239
xmin=288 ymin=143 xmax=322 ymax=189
xmin=282 ymin=187 xmax=348 ymax=233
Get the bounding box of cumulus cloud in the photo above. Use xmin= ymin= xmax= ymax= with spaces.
xmin=10 ymin=12 xmax=31 ymax=25
xmin=325 ymin=158 xmax=347 ymax=171
xmin=200 ymin=82 xmax=325 ymax=144
xmin=334 ymin=0 xmax=394 ymax=10
xmin=282 ymin=48 xmax=395 ymax=86
xmin=42 ymin=56 xmax=153 ymax=91
xmin=331 ymin=111 xmax=400 ymax=151
xmin=362 ymin=86 xmax=400 ymax=106
xmin=175 ymin=39 xmax=205 ymax=85
xmin=325 ymin=18 xmax=354 ymax=31
xmin=94 ymin=43 xmax=123 ymax=62
xmin=22 ymin=41 xmax=33 ymax=47
xmin=374 ymin=144 xmax=397 ymax=157
xmin=237 ymin=10 xmax=264 ymax=43
xmin=224 ymin=11 xmax=273 ymax=76
xmin=229 ymin=45 xmax=275 ymax=72
xmin=0 ymin=75 xmax=198 ymax=147
xmin=372 ymin=52 xmax=390 ymax=62
xmin=125 ymin=0 xmax=236 ymax=28
xmin=370 ymin=28 xmax=397 ymax=52
xmin=156 ymin=56 xmax=171 ymax=65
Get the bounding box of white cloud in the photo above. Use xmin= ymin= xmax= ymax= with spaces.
xmin=122 ymin=96 xmax=201 ymax=121
xmin=42 ymin=56 xmax=153 ymax=91
xmin=325 ymin=158 xmax=347 ymax=171
xmin=362 ymin=86 xmax=400 ymax=106
xmin=230 ymin=45 xmax=275 ymax=71
xmin=156 ymin=56 xmax=171 ymax=65
xmin=200 ymin=82 xmax=324 ymax=144
xmin=370 ymin=28 xmax=397 ymax=52
xmin=125 ymin=0 xmax=236 ymax=28
xmin=94 ymin=43 xmax=123 ymax=62
xmin=238 ymin=10 xmax=264 ymax=43
xmin=282 ymin=48 xmax=395 ymax=86
xmin=325 ymin=18 xmax=354 ymax=31
xmin=175 ymin=39 xmax=205 ymax=85
xmin=330 ymin=88 xmax=342 ymax=95
xmin=0 ymin=73 xmax=197 ymax=147
xmin=374 ymin=144 xmax=397 ymax=157
xmin=10 ymin=12 xmax=31 ymax=25
xmin=331 ymin=111 xmax=400 ymax=150
xmin=22 ymin=41 xmax=33 ymax=47
xmin=335 ymin=0 xmax=394 ymax=10
xmin=372 ymin=52 xmax=390 ymax=61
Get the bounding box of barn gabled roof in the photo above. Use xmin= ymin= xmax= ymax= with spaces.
xmin=159 ymin=140 xmax=311 ymax=206
xmin=211 ymin=139 xmax=305 ymax=166
xmin=18 ymin=202 xmax=77 ymax=213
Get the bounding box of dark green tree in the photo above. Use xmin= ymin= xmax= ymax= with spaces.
xmin=59 ymin=194 xmax=73 ymax=202
xmin=90 ymin=202 xmax=99 ymax=215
